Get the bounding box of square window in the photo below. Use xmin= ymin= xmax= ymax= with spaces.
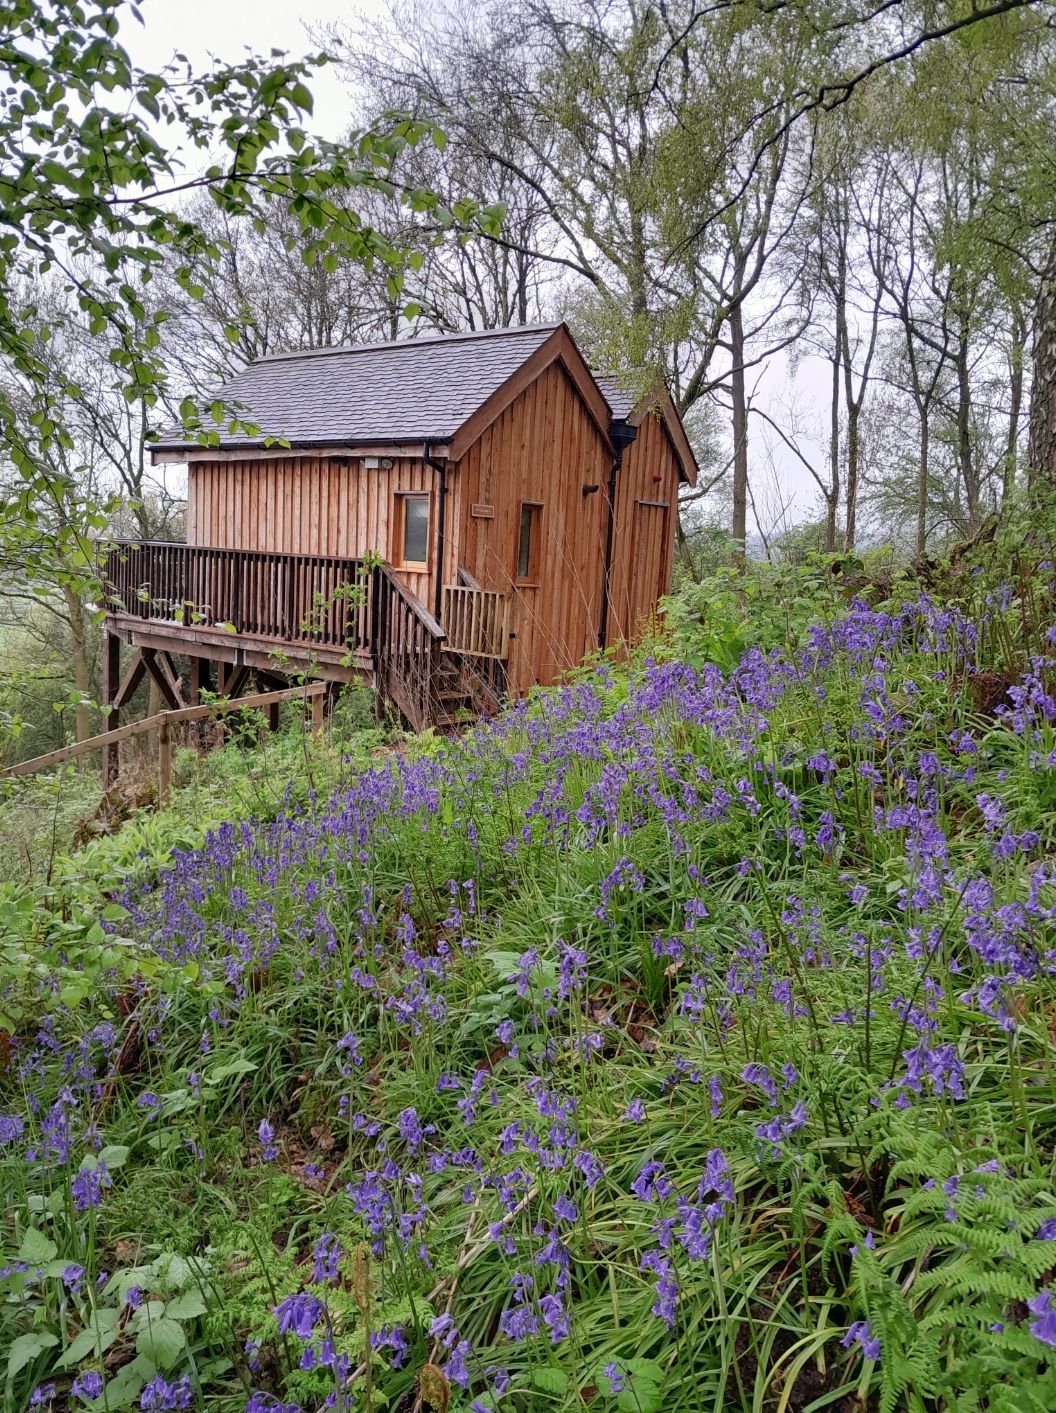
xmin=397 ymin=493 xmax=430 ymax=567
xmin=516 ymin=502 xmax=542 ymax=582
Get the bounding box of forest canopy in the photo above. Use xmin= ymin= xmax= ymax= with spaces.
xmin=1 ymin=0 xmax=1055 ymax=750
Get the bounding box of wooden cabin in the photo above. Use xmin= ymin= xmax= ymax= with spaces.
xmin=100 ymin=323 xmax=697 ymax=776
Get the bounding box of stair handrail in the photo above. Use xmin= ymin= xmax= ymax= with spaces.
xmin=375 ymin=563 xmax=446 ymax=642
xmin=371 ymin=562 xmax=448 ymax=730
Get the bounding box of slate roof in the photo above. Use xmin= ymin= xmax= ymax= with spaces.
xmin=154 ymin=323 xmax=564 ymax=452
xmin=594 ymin=372 xmax=699 ymax=485
xmin=592 ymin=374 xmax=636 ymax=422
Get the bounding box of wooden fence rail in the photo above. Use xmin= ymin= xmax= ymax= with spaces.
xmin=1 ymin=682 xmax=325 ymax=805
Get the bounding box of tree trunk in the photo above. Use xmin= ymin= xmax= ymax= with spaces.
xmin=845 ymin=404 xmax=860 ymax=552
xmin=729 ymin=301 xmax=748 ymax=561
xmin=674 ymin=510 xmax=700 ymax=583
xmin=837 ymin=259 xmax=862 ymax=553
xmin=955 ymin=313 xmax=978 ymax=527
xmin=1004 ymin=313 xmax=1024 ymax=508
xmin=1028 ymin=240 xmax=1056 ymax=489
xmin=827 ymin=353 xmax=840 ymax=553
xmin=916 ymin=410 xmax=929 ymax=558
xmin=62 ymin=583 xmax=92 ymax=743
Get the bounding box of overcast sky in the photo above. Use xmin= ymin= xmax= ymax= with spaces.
xmin=131 ymin=0 xmax=364 ymax=139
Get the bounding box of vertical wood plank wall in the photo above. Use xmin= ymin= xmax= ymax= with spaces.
xmin=454 ymin=361 xmax=611 ymax=698
xmin=606 ymin=412 xmax=681 ymax=645
xmin=181 ymin=381 xmax=680 ymax=697
xmin=187 ymin=455 xmax=460 ymax=606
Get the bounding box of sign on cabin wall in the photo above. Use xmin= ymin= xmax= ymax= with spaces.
xmin=471 ymin=503 xmax=495 ymax=519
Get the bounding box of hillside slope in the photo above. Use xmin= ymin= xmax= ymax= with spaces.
xmin=3 ymin=583 xmax=1056 ymax=1413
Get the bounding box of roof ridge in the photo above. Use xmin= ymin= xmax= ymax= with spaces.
xmin=255 ymin=322 xmax=564 ymax=366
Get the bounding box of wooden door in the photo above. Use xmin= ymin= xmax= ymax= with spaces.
xmin=628 ymin=499 xmax=669 ymax=639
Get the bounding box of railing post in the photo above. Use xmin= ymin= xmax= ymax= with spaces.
xmin=231 ymin=549 xmax=241 ymax=631
xmin=157 ymin=713 xmax=171 ymax=808
xmin=370 ymin=563 xmax=382 ymax=659
xmin=102 ymin=627 xmax=120 ymax=790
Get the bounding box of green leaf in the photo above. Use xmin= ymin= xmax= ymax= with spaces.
xmin=19 ymin=1227 xmax=58 ymax=1264
xmin=59 ymin=1311 xmax=121 ymax=1367
xmin=164 ymin=1289 xmax=208 ymax=1321
xmin=102 ymin=1355 xmax=155 ymax=1410
xmin=529 ymin=1368 xmax=569 ymax=1394
xmin=59 ymin=978 xmax=94 ymax=1008
xmin=616 ymin=1358 xmax=664 ymax=1413
xmin=7 ymin=1331 xmax=58 ymax=1380
xmin=153 ymin=1253 xmax=195 ymax=1292
xmin=135 ymin=1317 xmax=185 ymax=1368
xmin=205 ymin=1057 xmax=257 ymax=1084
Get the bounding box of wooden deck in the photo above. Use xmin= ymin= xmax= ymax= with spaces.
xmin=100 ymin=541 xmax=509 ymax=747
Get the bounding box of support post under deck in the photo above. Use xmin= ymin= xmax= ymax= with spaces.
xmin=255 ymin=671 xmax=281 ymax=731
xmin=102 ymin=628 xmax=120 ymax=790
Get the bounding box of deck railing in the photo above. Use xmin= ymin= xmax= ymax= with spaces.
xmin=372 ymin=563 xmax=447 ymax=732
xmin=103 ymin=541 xmax=372 ymax=652
xmin=441 ymin=583 xmax=510 ymax=659
xmin=102 ymin=543 xmax=511 ymax=729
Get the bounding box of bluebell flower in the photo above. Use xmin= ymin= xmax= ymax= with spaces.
xmin=70 ymin=1371 xmax=104 ymax=1401
xmin=140 ymin=1375 xmax=192 ymax=1411
xmin=1029 ymin=1290 xmax=1056 ymax=1347
xmin=274 ymin=1292 xmax=324 ymax=1339
xmin=311 ymin=1232 xmax=342 ymax=1283
xmin=71 ymin=1160 xmax=110 ymax=1212
xmin=841 ymin=1321 xmax=880 ymax=1361
xmin=257 ymin=1119 xmax=278 ymax=1161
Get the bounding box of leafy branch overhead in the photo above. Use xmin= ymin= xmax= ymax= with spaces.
xmin=0 ymin=0 xmax=496 ymax=584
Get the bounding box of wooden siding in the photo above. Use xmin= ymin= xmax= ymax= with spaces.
xmin=455 ymin=361 xmax=610 ymax=697
xmin=187 ymin=455 xmax=460 ymax=606
xmin=606 ymin=410 xmax=681 ymax=645
xmin=179 ymin=371 xmax=681 ymax=699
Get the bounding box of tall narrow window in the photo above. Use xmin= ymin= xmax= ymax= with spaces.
xmin=397 ymin=493 xmax=430 ymax=568
xmin=516 ymin=502 xmax=542 ymax=582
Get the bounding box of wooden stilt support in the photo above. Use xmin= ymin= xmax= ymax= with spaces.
xmin=312 ymin=685 xmax=324 ymax=737
xmin=255 ymin=672 xmax=281 ymax=731
xmin=141 ymin=648 xmax=185 ymax=710
xmin=102 ymin=628 xmax=120 ymax=790
xmin=114 ymin=649 xmax=146 ymax=711
xmin=188 ymin=657 xmax=204 ymax=706
xmin=254 ymin=669 xmax=289 ymax=692
xmin=218 ymin=662 xmax=250 ymax=699
xmin=157 ymin=715 xmax=171 ymax=808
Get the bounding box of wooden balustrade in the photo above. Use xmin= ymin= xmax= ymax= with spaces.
xmin=101 ymin=543 xmax=510 ymax=730
xmin=372 ymin=563 xmax=447 ymax=732
xmin=441 ymin=583 xmax=510 ymax=659
xmin=103 ymin=541 xmax=371 ymax=652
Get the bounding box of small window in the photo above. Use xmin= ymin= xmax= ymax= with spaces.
xmin=516 ymin=502 xmax=542 ymax=582
xmin=397 ymin=493 xmax=430 ymax=567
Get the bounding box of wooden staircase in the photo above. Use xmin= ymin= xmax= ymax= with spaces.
xmin=371 ymin=564 xmax=509 ymax=732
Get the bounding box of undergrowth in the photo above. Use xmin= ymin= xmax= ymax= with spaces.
xmin=3 ymin=535 xmax=1056 ymax=1413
